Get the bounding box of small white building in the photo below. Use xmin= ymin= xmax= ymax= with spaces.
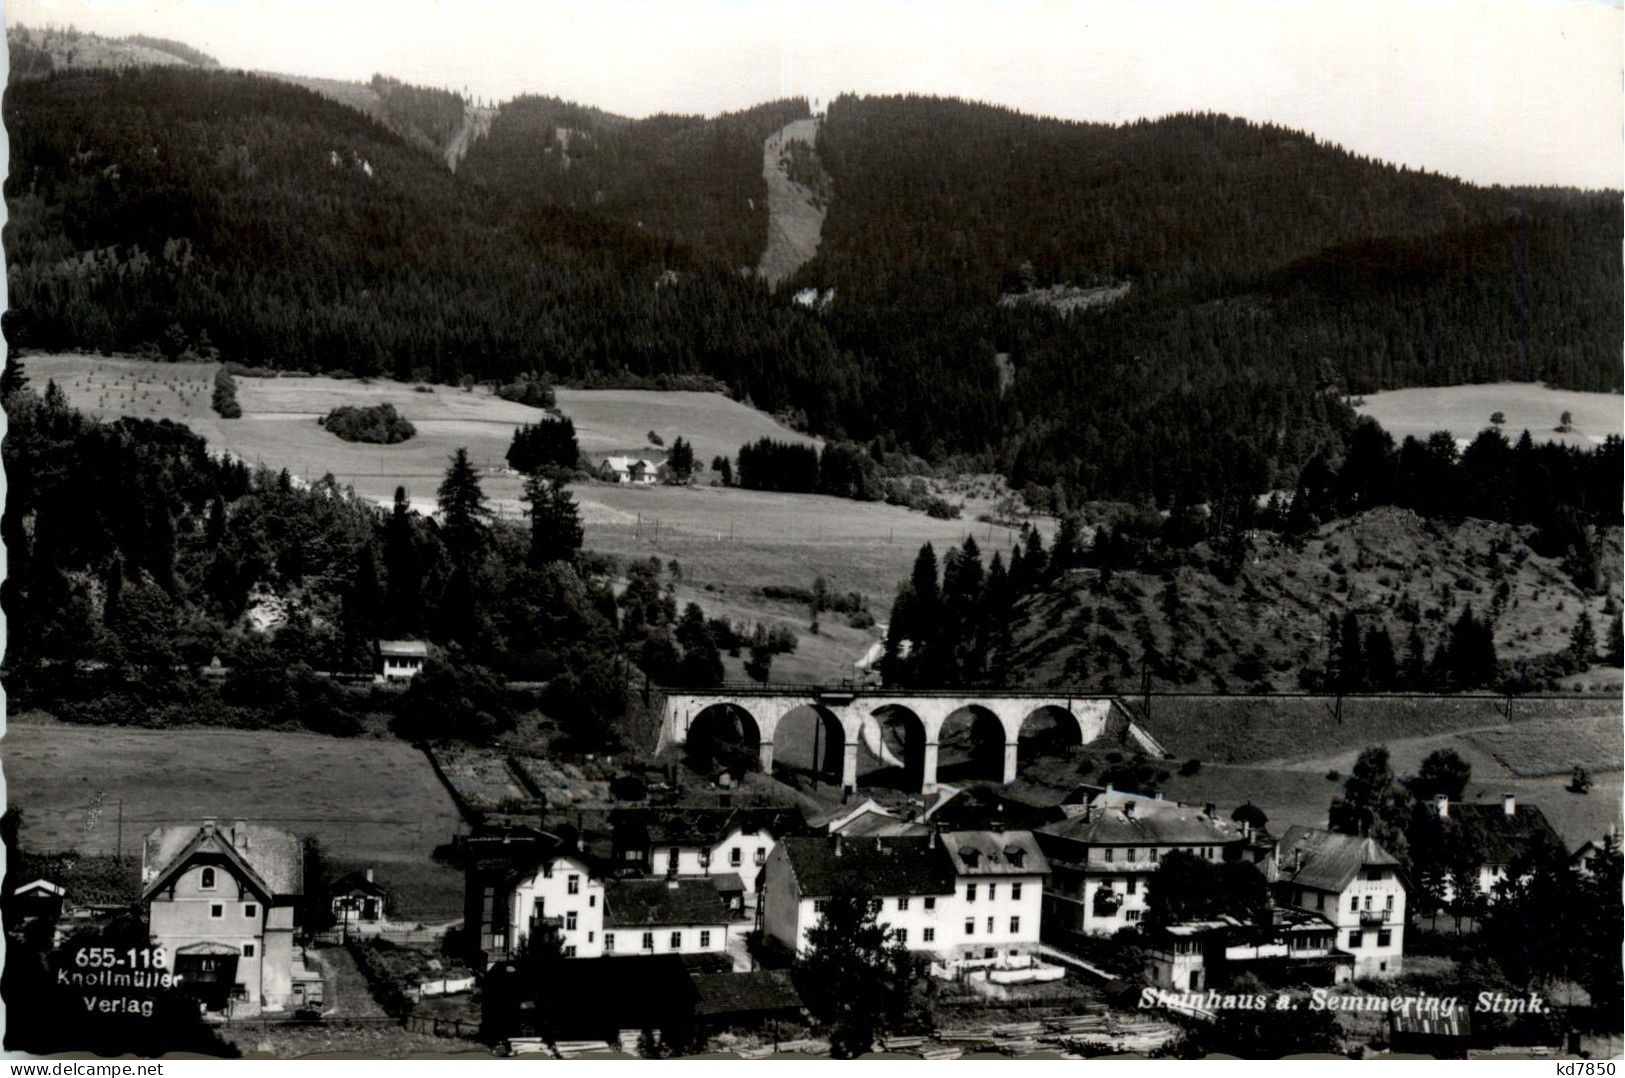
xmin=506 ymin=852 xmax=608 ymax=959
xmin=376 ymin=639 xmax=428 ymax=681
xmin=1269 ymin=826 xmax=1407 ymax=979
xmin=601 ymin=878 xmax=731 ymax=957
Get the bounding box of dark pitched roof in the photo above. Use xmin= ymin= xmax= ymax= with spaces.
xmin=941 ymin=831 xmax=1050 ymax=877
xmin=1038 ymin=798 xmax=1241 ymax=848
xmin=141 ymin=821 xmax=303 ymax=901
xmin=779 ymin=835 xmax=956 ymax=898
xmin=690 ymin=970 xmax=804 ymax=1019
xmin=331 ymin=871 xmax=387 ymax=897
xmin=1444 ymin=802 xmax=1563 ymax=866
xmin=1273 ymin=826 xmax=1400 ymax=893
xmin=611 ymin=807 xmax=793 ymax=848
xmin=604 ymin=878 xmax=730 ymax=928
xmin=709 ymin=872 xmax=746 ymax=894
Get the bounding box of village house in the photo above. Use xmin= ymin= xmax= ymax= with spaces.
xmin=375 ymin=638 xmax=428 ymax=681
xmin=1426 ymin=794 xmax=1563 ymax=903
xmin=610 ymin=807 xmax=792 ymax=889
xmin=503 ymin=846 xmax=610 ymax=960
xmin=808 ymin=798 xmax=929 ymax=838
xmin=1142 ymin=909 xmax=1351 ymax=992
xmin=602 ymin=878 xmax=732 ymax=958
xmin=329 ymin=868 xmax=389 ymax=936
xmin=141 ymin=819 xmax=304 ymax=1013
xmin=1268 ymin=826 xmax=1407 ymax=979
xmin=598 ymin=455 xmax=665 ymax=485
xmin=1035 ymin=791 xmax=1250 ymax=936
xmin=760 ymin=830 xmax=1050 ymax=978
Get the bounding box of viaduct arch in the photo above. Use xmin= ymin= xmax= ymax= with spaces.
xmin=655 ymin=687 xmax=1168 ymax=795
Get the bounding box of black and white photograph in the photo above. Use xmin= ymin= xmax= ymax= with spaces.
xmin=0 ymin=0 xmax=1620 ymax=1062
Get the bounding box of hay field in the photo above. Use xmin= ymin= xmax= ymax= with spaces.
xmin=28 ymin=354 xmax=1041 ymax=678
xmin=1155 ymin=714 xmax=1622 ymax=848
xmin=3 ymin=716 xmax=464 ymax=913
xmin=1354 ymin=383 xmax=1623 ymax=447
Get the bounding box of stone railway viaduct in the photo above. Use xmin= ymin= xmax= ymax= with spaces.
xmin=653 ymin=685 xmax=1169 ymax=795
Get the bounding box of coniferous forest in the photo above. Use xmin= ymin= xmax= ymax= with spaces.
xmin=5 ymin=66 xmax=1621 ymax=514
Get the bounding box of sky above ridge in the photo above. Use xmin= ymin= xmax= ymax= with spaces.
xmin=8 ymin=0 xmax=1622 ymax=188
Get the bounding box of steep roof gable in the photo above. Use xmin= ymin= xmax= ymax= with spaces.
xmin=1274 ymin=825 xmax=1400 ymax=893
xmin=141 ymin=821 xmax=303 ymax=902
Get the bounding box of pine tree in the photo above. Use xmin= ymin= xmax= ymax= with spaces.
xmin=437 ymin=447 xmax=491 ymax=558
xmin=525 ymin=474 xmax=583 ymax=566
xmin=384 ymin=486 xmax=423 ymax=633
xmin=1 ymin=356 xmax=29 ymax=399
xmin=1607 ymin=613 xmax=1624 ymax=667
xmin=1568 ymin=610 xmax=1597 ymax=671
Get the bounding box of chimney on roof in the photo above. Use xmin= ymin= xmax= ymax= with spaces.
xmin=365 ymin=868 xmax=374 ymax=884
xmin=201 ymin=818 xmax=217 ymax=835
xmin=1204 ymin=803 xmax=1217 ymax=818
xmin=233 ymin=821 xmax=249 ymax=848
xmin=1154 ymin=792 xmax=1164 ymax=801
xmin=1292 ymin=848 xmax=1303 ymax=873
xmin=1105 ymin=784 xmax=1115 ymax=797
xmin=1240 ymin=819 xmax=1252 ymax=839
xmin=834 ymin=834 xmax=844 ymax=858
xmin=929 ymin=830 xmax=938 ymax=849
xmin=1123 ymin=801 xmax=1137 ymax=819
xmin=1502 ymin=794 xmax=1515 ymax=817
xmin=1434 ymin=794 xmax=1449 ymax=820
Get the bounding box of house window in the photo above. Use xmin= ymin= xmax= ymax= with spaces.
xmin=1103 ymin=848 xmax=1114 ymax=863
xmin=756 ymin=848 xmax=767 ymax=865
xmin=244 ymin=904 xmax=258 ymax=918
xmin=986 ymin=917 xmax=994 ymax=933
xmin=242 ymin=944 xmax=255 ymax=957
xmin=988 ymin=884 xmax=997 ymax=900
xmin=1349 ymin=895 xmax=1358 ymax=912
xmin=200 ymin=868 xmax=217 ymax=890
xmin=564 ymin=946 xmax=577 ymax=958
xmin=1010 ymin=917 xmax=1021 ymax=933
xmin=605 ymin=934 xmax=616 ymax=953
xmin=1126 ymin=848 xmax=1136 ymax=861
xmin=984 ymin=947 xmax=995 ymax=959
xmin=590 ymin=895 xmax=597 ymax=907
xmin=898 ymin=897 xmax=910 ymax=911
xmin=567 ymin=875 xmax=580 ymax=895
xmin=1364 ymin=895 xmax=1373 ymax=911
xmin=1316 ymin=893 xmax=1325 ymax=910
xmin=924 ymin=897 xmax=936 ymax=910
xmin=896 ymin=928 xmax=908 ymax=944
xmin=923 ymin=928 xmax=935 ymax=943
xmin=967 ymin=884 xmax=977 ymax=902
xmin=543 ymin=864 xmax=553 ymax=879
xmin=210 ymin=904 xmax=224 ymax=918
xmin=1385 ymin=894 xmax=1394 ymax=911
xmin=965 ymin=919 xmax=975 ymax=936
xmin=566 ymin=912 xmax=578 ymax=930
xmin=670 ymin=932 xmax=682 ymax=949
xmin=1348 ymin=930 xmax=1363 ymax=948
xmin=1127 ymin=878 xmax=1137 ymax=895
xmin=1364 ymin=868 xmax=1383 ymax=881
xmin=588 ymin=932 xmax=595 ymax=943
xmin=1126 ymin=910 xmax=1142 ymax=923
xmin=814 ymin=900 xmax=828 ymax=913
xmin=731 ymin=848 xmax=743 ymax=866
xmin=1377 ymin=930 xmax=1392 ymax=947
xmin=1012 ymin=883 xmax=1022 ymax=900
xmin=642 ymin=932 xmax=655 ymax=951
xmin=700 ymin=931 xmax=711 ymax=948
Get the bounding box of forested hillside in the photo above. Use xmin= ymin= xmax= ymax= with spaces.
xmin=5 ymin=67 xmax=1618 ymax=511
xmin=3 ymin=69 xmax=851 ymax=427
xmin=460 ymin=95 xmax=809 ymax=267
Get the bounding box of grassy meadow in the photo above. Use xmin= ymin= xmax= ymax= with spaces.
xmin=28 ymin=353 xmax=1043 ymax=679
xmin=3 ymin=714 xmax=465 ymax=916
xmin=1354 ymin=383 xmax=1623 ymax=448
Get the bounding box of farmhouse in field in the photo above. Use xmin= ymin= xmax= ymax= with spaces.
xmin=141 ymin=818 xmax=305 ymax=1013
xmin=598 ymin=455 xmax=665 ymax=485
xmin=1268 ymin=826 xmax=1406 ymax=979
xmin=1424 ymin=794 xmax=1563 ymax=904
xmin=376 ymin=638 xmax=428 ymax=681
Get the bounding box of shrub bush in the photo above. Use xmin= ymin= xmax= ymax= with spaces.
xmin=319 ymin=402 xmax=416 ymax=444
xmin=211 ymin=368 xmax=241 ymax=418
